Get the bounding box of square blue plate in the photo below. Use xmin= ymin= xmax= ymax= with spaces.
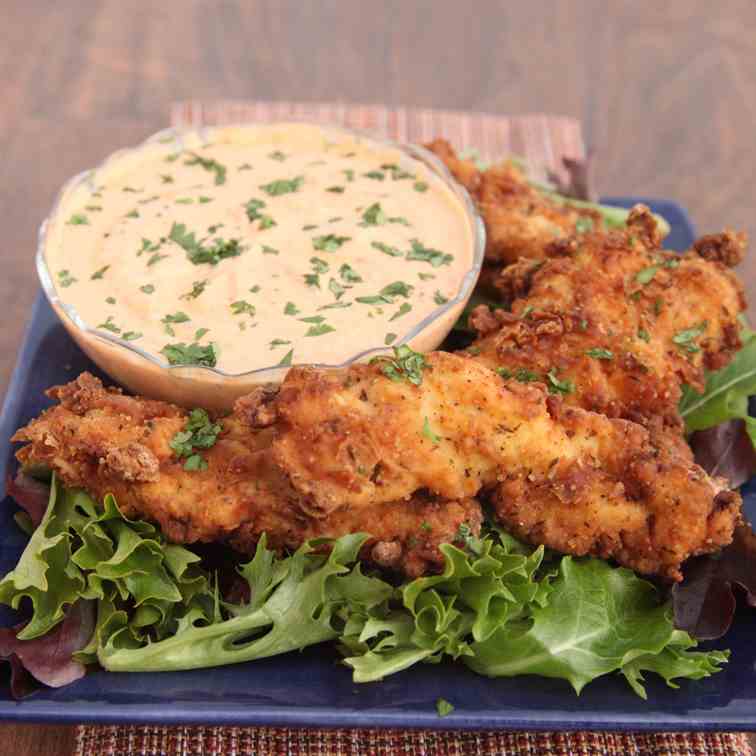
xmin=0 ymin=199 xmax=754 ymax=730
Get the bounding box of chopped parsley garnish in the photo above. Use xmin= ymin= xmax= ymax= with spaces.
xmin=230 ymin=300 xmax=256 ymax=317
xmin=585 ymin=347 xmax=614 ymax=360
xmin=277 ymin=349 xmax=294 ymax=367
xmin=384 ymin=333 xmax=397 ymax=345
xmin=310 ymin=257 xmax=330 ymax=273
xmin=67 ymin=213 xmax=89 ymax=225
xmin=180 ymin=279 xmax=208 ymax=300
xmin=433 ymin=290 xmax=449 ymax=305
xmin=673 ymin=321 xmax=708 ymax=353
xmin=184 ymin=152 xmax=227 ymax=185
xmin=304 ymin=273 xmax=321 ymax=288
xmin=238 ymin=162 xmax=252 ymax=171
xmin=169 ymin=222 xmax=243 ymax=266
xmin=436 ymin=699 xmax=454 ymax=718
xmin=504 ymin=368 xmax=540 ymax=383
xmin=302 ymin=224 xmax=318 ymax=231
xmin=122 ymin=186 xmax=141 ymax=193
xmin=261 ymin=245 xmax=279 ymax=255
xmin=383 ymin=163 xmax=414 ymax=180
xmin=422 ymin=417 xmax=441 ymax=445
xmin=406 ymin=239 xmax=453 ymax=267
xmin=268 ymin=150 xmax=287 ymax=161
xmin=122 ymin=331 xmax=142 ymax=341
xmin=329 ymin=278 xmax=347 ymax=300
xmin=370 ymin=345 xmax=427 ymax=386
xmin=284 ymin=302 xmax=300 ymax=316
xmin=138 ymin=237 xmax=161 ymax=256
xmin=653 ymin=297 xmax=664 ymax=316
xmin=126 ymin=209 xmax=140 ymax=218
xmin=97 ymin=315 xmax=121 ymax=333
xmin=326 ymin=186 xmax=345 ymax=193
xmin=161 ymin=311 xmax=190 ymax=336
xmin=381 ymin=281 xmax=414 ymax=299
xmin=85 ymin=205 xmax=102 ymax=212
xmin=546 ymin=369 xmax=575 ymax=395
xmin=356 ymin=295 xmax=392 ymax=305
xmin=147 ymin=251 xmax=168 ymax=267
xmin=413 ymin=181 xmax=428 ymax=192
xmin=160 ymin=341 xmax=217 ymax=367
xmin=305 ymin=323 xmax=335 ymax=337
xmin=342 ymin=169 xmax=355 ymax=182
xmin=90 ymin=265 xmax=110 ymax=280
xmin=244 ymin=198 xmax=277 ymax=228
xmin=269 ymin=339 xmax=291 ymax=349
xmin=198 ymin=196 xmax=212 ymax=204
xmin=418 ymin=272 xmax=435 ymax=281
xmin=169 ymin=408 xmax=222 ymax=472
xmin=575 ymin=217 xmax=594 ymax=234
xmin=364 ymin=170 xmax=385 ymax=181
xmin=194 ymin=328 xmax=209 ymax=340
xmin=390 ymin=302 xmax=412 ymax=321
xmin=635 ymin=265 xmax=660 ymax=285
xmin=57 ymin=270 xmax=76 ymax=288
xmin=140 ymin=284 xmax=155 ymax=294
xmin=637 ymin=328 xmax=651 ymax=342
xmin=249 ymin=285 xmax=261 ymax=294
xmin=312 ymin=234 xmax=351 ymax=252
xmin=371 ymin=241 xmax=402 ymax=257
xmin=421 ymin=520 xmax=433 ymax=532
xmin=176 ymin=197 xmax=194 ymax=204
xmin=318 ymin=301 xmax=352 ymax=311
xmin=359 ymin=202 xmax=386 ymax=226
xmin=106 ymin=296 xmax=116 ymax=305
xmin=259 ymin=175 xmax=304 ymax=196
xmin=300 ymin=315 xmax=325 ymax=324
xmin=160 ymin=174 xmax=174 ymax=184
xmin=634 ymin=258 xmax=678 ymax=286
xmin=339 ymin=263 xmax=362 ymax=283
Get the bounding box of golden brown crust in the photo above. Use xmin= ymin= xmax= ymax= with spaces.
xmin=425 ymin=139 xmax=603 ymax=265
xmin=470 ymin=205 xmax=746 ymax=432
xmin=13 ymin=373 xmax=480 ymax=577
xmin=14 ymin=358 xmax=741 ymax=581
xmin=270 ymin=352 xmax=739 ymax=580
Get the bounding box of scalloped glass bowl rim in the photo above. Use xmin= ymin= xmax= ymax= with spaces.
xmin=36 ymin=122 xmax=486 ymax=382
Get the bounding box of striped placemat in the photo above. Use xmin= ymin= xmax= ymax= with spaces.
xmin=73 ymin=725 xmax=752 ymax=756
xmin=73 ymin=100 xmax=752 ymax=756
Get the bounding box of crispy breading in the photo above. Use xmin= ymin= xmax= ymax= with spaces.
xmin=269 ymin=351 xmax=739 ymax=580
xmin=425 ymin=138 xmax=602 ymax=265
xmin=13 ymin=373 xmax=480 ymax=577
xmin=13 ymin=354 xmax=741 ymax=582
xmin=470 ymin=206 xmax=747 ymax=433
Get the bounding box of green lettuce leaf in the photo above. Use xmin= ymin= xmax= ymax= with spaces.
xmin=100 ymin=533 xmax=392 ymax=672
xmin=465 ymin=556 xmax=724 ymax=696
xmin=0 ymin=480 xmax=728 ymax=699
xmin=342 ymin=530 xmax=724 ymax=697
xmin=679 ymin=328 xmax=756 ymax=442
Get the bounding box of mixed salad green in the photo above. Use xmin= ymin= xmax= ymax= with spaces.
xmin=0 ymin=478 xmax=728 ymax=698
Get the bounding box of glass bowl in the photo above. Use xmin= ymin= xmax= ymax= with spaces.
xmin=37 ymin=123 xmax=486 ymax=410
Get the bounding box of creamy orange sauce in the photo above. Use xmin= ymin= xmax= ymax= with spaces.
xmin=44 ymin=124 xmax=474 ymax=374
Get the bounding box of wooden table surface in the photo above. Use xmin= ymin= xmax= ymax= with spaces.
xmin=2 ymin=1 xmax=755 ymax=753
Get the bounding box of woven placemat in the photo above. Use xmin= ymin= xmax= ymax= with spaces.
xmin=73 ymin=725 xmax=752 ymax=756
xmin=73 ymin=100 xmax=753 ymax=756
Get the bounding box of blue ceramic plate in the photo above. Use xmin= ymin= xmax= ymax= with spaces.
xmin=0 ymin=199 xmax=753 ymax=730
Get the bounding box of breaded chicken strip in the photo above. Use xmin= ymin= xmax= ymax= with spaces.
xmin=14 ymin=355 xmax=740 ymax=581
xmin=470 ymin=206 xmax=747 ymax=436
xmin=13 ymin=373 xmax=480 ymax=577
xmin=425 ymin=138 xmax=602 ymax=265
xmin=266 ymin=351 xmax=739 ymax=581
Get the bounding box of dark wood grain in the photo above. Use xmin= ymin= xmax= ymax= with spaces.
xmin=1 ymin=1 xmax=755 ymax=753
